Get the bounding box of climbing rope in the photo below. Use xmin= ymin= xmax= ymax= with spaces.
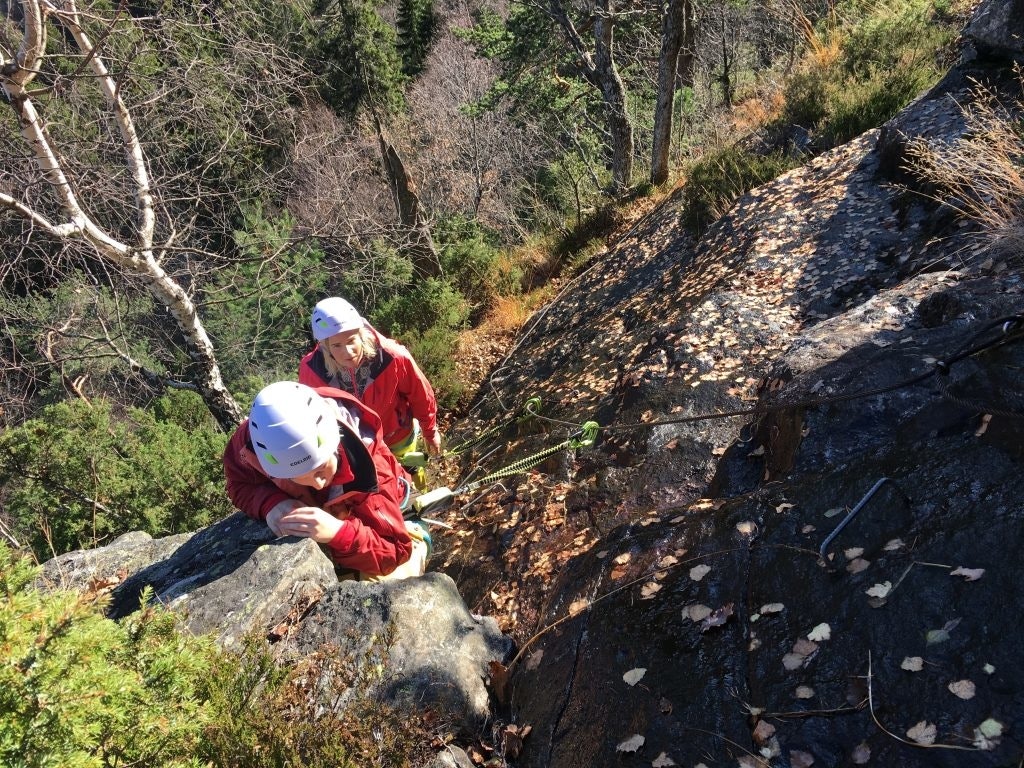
xmin=526 ymin=314 xmax=1024 ymax=436
xmin=444 ymin=397 xmax=542 ymax=457
xmin=452 ymin=421 xmax=599 ymax=495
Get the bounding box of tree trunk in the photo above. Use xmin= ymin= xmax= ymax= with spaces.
xmin=651 ymin=0 xmax=693 ymax=186
xmin=374 ymin=116 xmax=441 ymax=278
xmin=593 ymin=1 xmax=633 ymax=195
xmin=546 ymin=0 xmax=635 ymax=196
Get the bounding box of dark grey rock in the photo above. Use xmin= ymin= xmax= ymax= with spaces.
xmin=964 ymin=0 xmax=1024 ymax=59
xmin=38 ymin=529 xmax=193 ymax=592
xmin=284 ymin=572 xmax=512 ymax=726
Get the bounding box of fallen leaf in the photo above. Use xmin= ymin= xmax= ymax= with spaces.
xmin=623 ymin=668 xmax=647 ymax=687
xmin=807 ymin=623 xmax=831 ymax=642
xmin=736 ymin=521 xmax=757 ymax=536
xmin=657 ymin=555 xmax=679 ymax=569
xmin=568 ymin=598 xmax=590 ymax=617
xmin=686 ymin=604 xmax=712 ymax=622
xmin=865 ymin=581 xmax=892 ymax=598
xmin=783 ymin=653 xmax=806 ymax=671
xmin=501 ymin=723 xmax=531 ymax=759
xmin=616 ymin=734 xmax=645 ymax=753
xmin=983 ymin=663 xmax=995 ymax=674
xmin=846 ymin=558 xmax=871 ymax=574
xmin=947 ymin=679 xmax=976 ymax=700
xmin=793 ymin=638 xmax=818 ymax=657
xmin=613 ymin=552 xmax=632 ymax=565
xmin=900 ymin=656 xmax=924 ymax=672
xmin=950 ymin=566 xmax=985 ymax=581
xmin=752 ymin=720 xmax=776 ymax=744
xmin=749 ymin=445 xmax=765 ymax=456
xmin=851 ymin=742 xmax=871 ymax=764
xmin=906 ymin=721 xmax=936 ymax=745
xmin=883 ymin=538 xmax=905 ymax=551
xmin=652 ymin=753 xmax=677 ymax=767
xmin=700 ymin=603 xmax=735 ymax=632
xmin=824 ymin=507 xmax=845 ymax=518
xmin=663 ymin=438 xmax=680 ymax=450
xmin=776 ymin=502 xmax=795 ymax=513
xmin=760 ymin=603 xmax=784 ymax=615
xmin=790 ymin=749 xmax=815 ymax=768
xmin=801 ymin=524 xmax=816 ymax=533
xmin=689 ymin=564 xmax=711 ymax=582
xmin=641 ymin=582 xmax=662 ymax=599
xmin=795 ymin=685 xmax=815 ymax=699
xmin=844 ymin=547 xmax=864 ymax=559
xmin=488 ymin=661 xmax=510 ymax=705
xmin=973 ymin=718 xmax=1004 ymax=749
xmin=926 ymin=628 xmax=950 ymax=645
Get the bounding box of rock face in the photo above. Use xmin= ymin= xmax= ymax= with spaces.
xmin=39 ymin=513 xmax=511 ymax=730
xmin=450 ymin=0 xmax=1024 ymax=764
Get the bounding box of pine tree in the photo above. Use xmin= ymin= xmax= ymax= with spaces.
xmin=396 ymin=0 xmax=437 ymax=77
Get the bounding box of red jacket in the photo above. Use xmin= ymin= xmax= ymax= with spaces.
xmin=298 ymin=327 xmax=438 ymax=450
xmin=223 ymin=387 xmax=412 ymax=576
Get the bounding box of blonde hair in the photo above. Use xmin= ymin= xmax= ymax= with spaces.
xmin=321 ymin=326 xmax=377 ymax=377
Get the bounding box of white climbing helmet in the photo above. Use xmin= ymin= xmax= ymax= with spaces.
xmin=310 ymin=297 xmax=364 ymax=341
xmin=248 ymin=382 xmax=340 ymax=479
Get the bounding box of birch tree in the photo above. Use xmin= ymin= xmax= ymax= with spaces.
xmin=0 ymin=0 xmax=278 ymax=430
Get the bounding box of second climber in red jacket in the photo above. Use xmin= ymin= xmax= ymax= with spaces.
xmin=223 ymin=381 xmax=429 ymax=580
xmin=298 ymin=297 xmax=442 ymax=479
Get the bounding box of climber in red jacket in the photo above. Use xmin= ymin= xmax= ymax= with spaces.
xmin=223 ymin=381 xmax=428 ymax=580
xmin=298 ymin=297 xmax=442 ymax=482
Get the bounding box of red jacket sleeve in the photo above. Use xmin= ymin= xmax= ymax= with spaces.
xmin=222 ymin=422 xmax=292 ymax=521
xmin=392 ymin=345 xmax=439 ymax=441
xmin=298 ymin=347 xmax=328 ymax=387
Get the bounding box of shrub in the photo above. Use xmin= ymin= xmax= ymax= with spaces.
xmin=435 ymin=214 xmax=521 ymax=321
xmin=780 ymin=0 xmax=955 ymax=149
xmin=0 ymin=546 xmax=430 ymax=768
xmin=0 ymin=398 xmax=231 ymax=558
xmin=903 ymin=82 xmax=1024 ymax=263
xmin=681 ymin=146 xmax=794 ymax=233
xmin=0 ymin=546 xmax=220 ymax=766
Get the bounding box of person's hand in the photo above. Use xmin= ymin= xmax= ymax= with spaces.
xmin=265 ymin=498 xmax=302 ymax=537
xmin=426 ymin=430 xmax=443 ymax=456
xmin=275 ymin=506 xmax=344 ymax=543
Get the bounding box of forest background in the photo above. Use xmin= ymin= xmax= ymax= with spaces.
xmin=0 ymin=0 xmax=986 ymax=763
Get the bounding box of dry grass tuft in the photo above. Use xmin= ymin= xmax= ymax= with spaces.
xmin=905 ymin=79 xmax=1024 ymax=263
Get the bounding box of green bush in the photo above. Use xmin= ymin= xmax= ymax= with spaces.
xmin=0 ymin=547 xmax=220 ymax=767
xmin=681 ymin=146 xmax=794 ymax=233
xmin=436 ymin=214 xmax=521 ymax=319
xmin=781 ymin=0 xmax=954 ymax=149
xmin=0 ymin=398 xmax=231 ymax=559
xmin=0 ymin=546 xmax=428 ymax=768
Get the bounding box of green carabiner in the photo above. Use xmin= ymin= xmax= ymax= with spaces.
xmin=572 ymin=421 xmax=600 ymax=449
